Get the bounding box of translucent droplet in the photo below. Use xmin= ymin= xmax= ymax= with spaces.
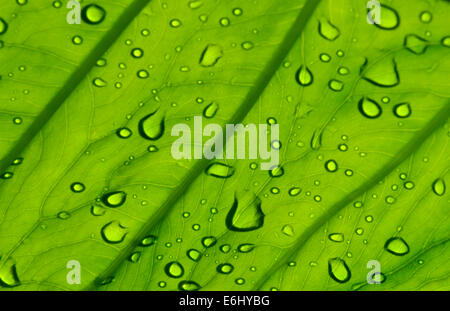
xmin=138 ymin=112 xmax=165 ymax=140
xmin=0 ymin=260 xmax=20 ymax=287
xmin=432 ymin=178 xmax=445 ymax=196
xmin=319 ymin=53 xmax=331 ymax=62
xmin=203 ymin=102 xmax=219 ymax=118
xmin=393 ymin=103 xmax=411 ymax=118
xmin=199 ymin=44 xmax=223 ymax=67
xmin=187 ymin=249 xmax=202 ymax=262
xmin=220 ymin=244 xmax=231 ymax=253
xmin=165 ymin=261 xmax=184 ymax=278
xmin=237 ymin=243 xmax=255 ymax=253
xmin=70 ymin=182 xmax=85 ymax=193
xmin=226 ymin=192 xmax=264 ymax=232
xmin=141 ymin=235 xmax=157 ymax=246
xmin=131 ymin=48 xmax=144 ymax=58
xmin=288 ymin=187 xmax=301 ymax=196
xmin=318 ymin=19 xmax=340 ymax=41
xmin=328 ymin=233 xmax=344 ymax=242
xmin=232 ymin=8 xmax=243 ymax=16
xmin=178 ymin=280 xmax=200 ymax=291
xmin=13 ymin=117 xmax=23 ymax=125
xmin=101 ymin=221 xmax=128 ymax=244
xmin=201 ymin=236 xmax=217 ymax=248
xmin=328 ymin=258 xmax=351 ymax=283
xmin=170 ymin=19 xmax=182 ymax=28
xmin=219 ymin=17 xmax=230 ymax=27
xmin=325 ymin=159 xmax=338 ymax=172
xmin=81 ymin=4 xmax=106 ymax=25
xmin=282 ymin=224 xmax=294 ymax=237
xmin=93 ymin=77 xmax=107 ymax=88
xmin=101 ymin=191 xmax=126 ymax=207
xmin=241 ymin=41 xmax=254 ymax=50
xmin=328 ymin=79 xmax=344 ymax=92
xmin=363 ymin=59 xmax=399 ymax=87
xmin=373 ymin=4 xmax=400 ymax=30
xmin=137 ymin=69 xmax=149 ymax=79
xmin=358 ymin=97 xmax=382 ymax=119
xmin=57 ymin=211 xmax=71 ymax=220
xmin=384 ymin=237 xmax=409 ymax=256
xmin=419 ymin=11 xmax=432 ymax=23
xmin=217 ymin=263 xmax=234 ymax=274
xmin=91 ymin=204 xmax=105 ymax=216
xmin=72 ymin=35 xmax=83 ymax=45
xmin=206 ymin=162 xmax=235 ymax=178
xmin=295 ymin=65 xmax=313 ymax=86
xmin=404 ymin=35 xmax=428 ymax=55
xmin=129 ymin=252 xmax=141 ymax=263
xmin=0 ymin=18 xmax=8 ymax=35
xmin=269 ymin=166 xmax=284 ymax=177
xmin=188 ymin=0 xmax=203 ymax=9
xmin=116 ymin=127 xmax=132 ymax=139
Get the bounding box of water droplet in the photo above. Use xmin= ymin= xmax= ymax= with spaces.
xmin=187 ymin=249 xmax=201 ymax=262
xmin=57 ymin=211 xmax=71 ymax=220
xmin=226 ymin=192 xmax=264 ymax=232
xmin=328 ymin=258 xmax=351 ymax=283
xmin=0 ymin=260 xmax=20 ymax=287
xmin=232 ymin=8 xmax=243 ymax=16
xmin=93 ymin=77 xmax=107 ymax=88
xmin=328 ymin=79 xmax=344 ymax=92
xmin=319 ymin=53 xmax=331 ymax=62
xmin=91 ymin=204 xmax=105 ymax=216
xmin=137 ymin=69 xmax=149 ymax=79
xmin=288 ymin=187 xmax=301 ymax=196
xmin=13 ymin=117 xmax=23 ymax=125
xmin=203 ymin=102 xmax=219 ymax=118
xmin=419 ymin=11 xmax=432 ymax=23
xmin=129 ymin=252 xmax=141 ymax=263
xmin=201 ymin=236 xmax=217 ymax=248
xmin=141 ymin=235 xmax=157 ymax=246
xmin=1 ymin=172 xmax=13 ymax=179
xmin=363 ymin=59 xmax=399 ymax=87
xmin=116 ymin=127 xmax=132 ymax=139
xmin=295 ymin=65 xmax=313 ymax=86
xmin=432 ymin=178 xmax=445 ymax=196
xmin=404 ymin=35 xmax=428 ymax=55
xmin=101 ymin=221 xmax=128 ymax=244
xmin=393 ymin=103 xmax=411 ymax=118
xmin=373 ymin=4 xmax=400 ymax=30
xmin=81 ymin=4 xmax=106 ymax=25
xmin=70 ymin=182 xmax=85 ymax=193
xmin=0 ymin=18 xmax=8 ymax=35
xmin=237 ymin=243 xmax=255 ymax=253
xmin=170 ymin=19 xmax=182 ymax=28
xmin=138 ymin=111 xmax=165 ymax=140
xmin=131 ymin=48 xmax=144 ymax=58
xmin=241 ymin=41 xmax=254 ymax=50
xmin=11 ymin=157 xmax=23 ymax=166
xmin=165 ymin=261 xmax=184 ymax=278
xmin=101 ymin=191 xmax=126 ymax=207
xmin=188 ymin=0 xmax=203 ymax=9
xmin=318 ymin=19 xmax=340 ymax=41
xmin=325 ymin=159 xmax=338 ymax=172
xmin=206 ymin=162 xmax=234 ymax=178
xmin=178 ymin=280 xmax=200 ymax=291
xmin=217 ymin=263 xmax=234 ymax=274
xmin=328 ymin=233 xmax=344 ymax=242
xmin=441 ymin=36 xmax=450 ymax=47
xmin=72 ymin=35 xmax=83 ymax=45
xmin=219 ymin=17 xmax=230 ymax=27
xmin=358 ymin=97 xmax=382 ymax=119
xmin=235 ymin=278 xmax=245 ymax=285
xmin=269 ymin=166 xmax=284 ymax=177
xmin=199 ymin=44 xmax=223 ymax=67
xmin=384 ymin=237 xmax=409 ymax=256
xmin=16 ymin=0 xmax=27 ymax=5
xmin=282 ymin=224 xmax=294 ymax=237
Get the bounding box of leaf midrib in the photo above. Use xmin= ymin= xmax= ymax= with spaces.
xmin=0 ymin=0 xmax=152 ymax=173
xmin=86 ymin=0 xmax=323 ymax=290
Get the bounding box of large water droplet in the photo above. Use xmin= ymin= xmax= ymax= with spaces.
xmin=328 ymin=258 xmax=351 ymax=283
xmin=325 ymin=159 xmax=338 ymax=172
xmin=138 ymin=111 xmax=165 ymax=140
xmin=404 ymin=35 xmax=428 ymax=55
xmin=358 ymin=97 xmax=382 ymax=119
xmin=101 ymin=221 xmax=128 ymax=244
xmin=318 ymin=19 xmax=340 ymax=41
xmin=81 ymin=4 xmax=106 ymax=25
xmin=393 ymin=103 xmax=411 ymax=118
xmin=373 ymin=4 xmax=400 ymax=30
xmin=187 ymin=249 xmax=202 ymax=261
xmin=295 ymin=66 xmax=313 ymax=86
xmin=328 ymin=233 xmax=344 ymax=243
xmin=165 ymin=261 xmax=184 ymax=278
xmin=384 ymin=237 xmax=409 ymax=256
xmin=205 ymin=162 xmax=234 ymax=178
xmin=203 ymin=102 xmax=219 ymax=118
xmin=101 ymin=191 xmax=126 ymax=207
xmin=199 ymin=44 xmax=223 ymax=67
xmin=363 ymin=59 xmax=399 ymax=87
xmin=0 ymin=18 xmax=8 ymax=35
xmin=226 ymin=192 xmax=264 ymax=232
xmin=0 ymin=259 xmax=20 ymax=287
xmin=432 ymin=178 xmax=445 ymax=196
xmin=310 ymin=129 xmax=322 ymax=150
xmin=201 ymin=236 xmax=217 ymax=248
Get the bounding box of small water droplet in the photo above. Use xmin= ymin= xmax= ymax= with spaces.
xmin=101 ymin=191 xmax=126 ymax=207
xmin=295 ymin=65 xmax=313 ymax=86
xmin=432 ymin=178 xmax=445 ymax=196
xmin=70 ymin=182 xmax=85 ymax=193
xmin=101 ymin=221 xmax=128 ymax=244
xmin=358 ymin=97 xmax=382 ymax=119
xmin=178 ymin=280 xmax=200 ymax=291
xmin=318 ymin=19 xmax=340 ymax=41
xmin=328 ymin=233 xmax=344 ymax=242
xmin=217 ymin=263 xmax=234 ymax=274
xmin=393 ymin=103 xmax=411 ymax=118
xmin=199 ymin=44 xmax=223 ymax=67
xmin=165 ymin=261 xmax=184 ymax=278
xmin=205 ymin=162 xmax=235 ymax=178
xmin=203 ymin=102 xmax=219 ymax=118
xmin=384 ymin=237 xmax=409 ymax=256
xmin=201 ymin=236 xmax=217 ymax=248
xmin=328 ymin=258 xmax=351 ymax=283
xmin=81 ymin=4 xmax=106 ymax=25
xmin=138 ymin=111 xmax=165 ymax=140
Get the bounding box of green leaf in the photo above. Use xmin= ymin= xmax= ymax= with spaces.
xmin=0 ymin=0 xmax=449 ymax=291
